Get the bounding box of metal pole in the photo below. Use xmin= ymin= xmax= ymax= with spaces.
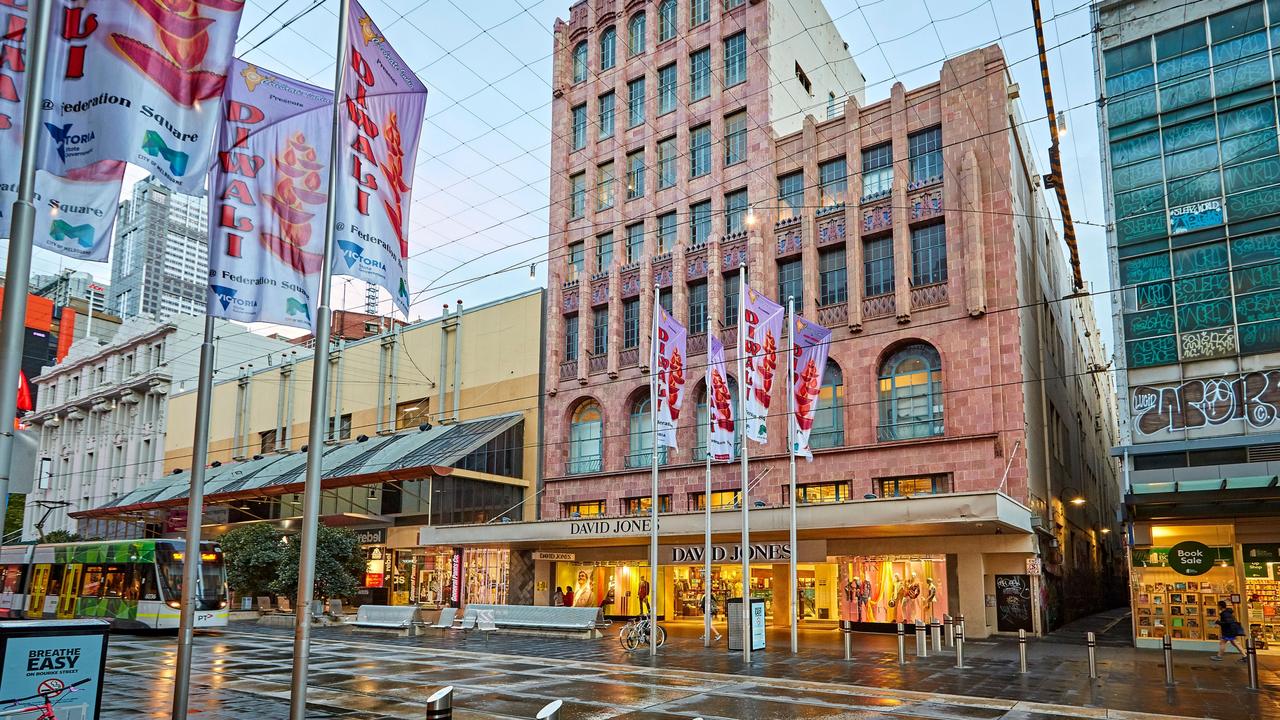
xmin=1162 ymin=635 xmax=1174 ymax=686
xmin=703 ymin=309 xmax=713 ymax=649
xmin=1086 ymin=631 xmax=1098 ymax=680
xmin=1247 ymin=636 xmax=1259 ymax=691
xmin=916 ymin=622 xmax=928 ymax=657
xmin=931 ymin=621 xmax=941 ymax=652
xmin=171 ymin=316 xmax=217 ymax=719
xmin=289 ymin=2 xmax=350 ymax=716
xmin=424 ymin=686 xmax=453 ymax=720
xmin=896 ymin=623 xmax=906 ymax=664
xmin=649 ymin=286 xmax=659 ymax=657
xmin=955 ymin=614 xmax=965 ymax=668
xmin=84 ymin=285 xmax=95 ymax=340
xmin=945 ymin=614 xmax=954 ymax=647
xmin=736 ymin=266 xmax=750 ymax=664
xmin=843 ymin=631 xmax=851 ymax=661
xmin=1018 ymin=629 xmax=1028 ymax=673
xmin=786 ymin=296 xmax=797 ymax=655
xmin=535 ymin=700 xmax=563 ymax=720
xmin=0 ymin=0 xmax=55 ymax=531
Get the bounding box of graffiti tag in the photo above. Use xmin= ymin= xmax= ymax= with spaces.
xmin=1132 ymin=370 xmax=1280 ymax=435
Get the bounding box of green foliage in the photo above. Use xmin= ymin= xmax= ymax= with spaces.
xmin=41 ymin=530 xmax=83 ymax=544
xmin=271 ymin=526 xmax=364 ymax=601
xmin=219 ymin=523 xmax=288 ymax=598
xmin=4 ymin=494 xmax=24 ymax=539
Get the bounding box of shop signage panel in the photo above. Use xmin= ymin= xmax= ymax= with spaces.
xmin=1131 ymin=545 xmax=1233 ymax=569
xmin=1168 ymin=541 xmax=1216 ymax=576
xmin=663 ymin=540 xmax=826 ymax=565
xmin=0 ymin=620 xmax=109 ymax=720
xmin=355 ymin=529 xmax=388 ymax=545
xmin=1244 ymin=562 xmax=1271 ymax=579
xmin=1168 ymin=199 xmax=1223 ymax=234
xmin=569 ymin=518 xmax=653 ymax=537
xmin=1243 ymin=544 xmax=1280 ymax=563
xmin=532 ymin=552 xmax=577 ymax=562
xmin=449 ymin=548 xmax=463 ymax=606
xmin=1025 ymin=558 xmax=1042 ymax=576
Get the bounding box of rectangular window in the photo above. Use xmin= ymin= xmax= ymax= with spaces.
xmin=571 ymin=104 xmax=587 ymax=150
xmin=690 ymin=124 xmax=712 ymax=177
xmin=596 ymin=161 xmax=615 ymax=210
xmin=724 ymin=110 xmax=748 ymax=166
xmin=568 ymin=241 xmax=585 ymax=278
xmin=876 ymin=475 xmax=950 ymax=497
xmin=693 ymin=489 xmax=740 ymax=510
xmin=725 ymin=188 xmax=748 ymax=234
xmin=910 ymin=223 xmax=947 ymax=286
xmin=658 ymin=63 xmax=678 ymax=114
xmin=908 ymin=126 xmax=942 ymax=184
xmin=690 ymin=0 xmax=709 ymax=27
xmin=818 ymin=247 xmax=847 ymax=306
xmin=724 ymin=274 xmax=741 ymax=327
xmin=690 ymin=47 xmax=711 ymax=102
xmin=564 ymin=314 xmax=579 ymax=356
xmin=688 ymin=282 xmax=708 ymax=333
xmin=658 ymin=136 xmax=677 ymax=189
xmin=627 ymin=76 xmax=645 ymax=128
xmin=819 ymin=158 xmax=847 ymax=207
xmin=623 ymin=495 xmax=672 ymax=515
xmin=593 ymin=308 xmax=608 ymax=354
xmin=596 ymin=232 xmax=614 ymax=271
xmin=863 ymin=236 xmax=894 ymax=296
xmin=690 ymin=200 xmax=712 ymax=246
xmin=563 ymin=500 xmax=605 ymax=518
xmin=598 ymin=91 xmax=615 ymax=139
xmin=778 ymin=171 xmax=803 ymax=221
xmin=569 ymin=172 xmax=585 ymax=218
xmin=659 ymin=288 xmax=673 ymax=314
xmin=777 ymin=258 xmax=803 ymax=305
xmin=795 ymin=481 xmax=850 ymax=504
xmin=626 ymin=150 xmax=645 ymax=200
xmin=657 ymin=212 xmax=677 ymax=253
xmin=625 ymin=222 xmax=644 ymax=263
xmin=623 ymin=298 xmax=640 ymax=349
xmin=862 ymin=143 xmax=893 ymax=198
xmin=724 ymin=31 xmax=747 ymax=87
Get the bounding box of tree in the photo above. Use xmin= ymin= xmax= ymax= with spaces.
xmin=271 ymin=526 xmax=364 ymax=601
xmin=41 ymin=530 xmax=83 ymax=544
xmin=220 ymin=523 xmax=288 ymax=598
xmin=3 ymin=494 xmax=24 ymax=539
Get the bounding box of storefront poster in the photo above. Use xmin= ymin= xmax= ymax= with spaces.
xmin=741 ymin=288 xmax=783 ymax=443
xmin=995 ymin=574 xmax=1034 ymax=632
xmin=653 ymin=306 xmax=687 ymax=449
xmin=706 ymin=335 xmax=735 ymax=462
xmin=0 ymin=620 xmax=108 ymax=720
xmin=750 ymin=600 xmax=766 ymax=650
xmin=789 ymin=315 xmax=831 ymax=460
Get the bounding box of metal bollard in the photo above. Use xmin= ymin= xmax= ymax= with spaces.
xmin=1247 ymin=636 xmax=1260 ymax=691
xmin=897 ymin=623 xmax=907 ymax=665
xmin=424 ymin=686 xmax=453 ymax=720
xmin=843 ymin=631 xmax=852 ymax=661
xmin=1087 ymin=631 xmax=1098 ymax=680
xmin=954 ymin=614 xmax=966 ymax=668
xmin=930 ymin=621 xmax=942 ymax=652
xmin=916 ymin=622 xmax=928 ymax=657
xmin=944 ymin=614 xmax=954 ymax=648
xmin=1162 ymin=635 xmax=1175 ymax=686
xmin=1018 ymin=629 xmax=1028 ymax=674
xmin=535 ymin=700 xmax=563 ymax=720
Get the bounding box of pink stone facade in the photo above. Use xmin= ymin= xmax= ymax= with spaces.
xmin=543 ymin=3 xmax=1030 ymax=519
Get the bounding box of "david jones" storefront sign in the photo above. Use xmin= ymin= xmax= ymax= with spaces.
xmin=569 ymin=518 xmax=652 ymax=535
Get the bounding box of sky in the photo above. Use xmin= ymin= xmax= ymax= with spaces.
xmin=13 ymin=0 xmax=1114 ymax=346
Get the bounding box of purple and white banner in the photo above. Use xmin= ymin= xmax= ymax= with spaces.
xmin=706 ymin=334 xmax=735 ymax=463
xmin=654 ymin=305 xmax=687 ymax=450
xmin=332 ymin=0 xmax=427 ymax=316
xmin=206 ymin=60 xmax=331 ymax=328
xmin=790 ymin=316 xmax=832 ymax=461
xmin=741 ymin=285 xmax=783 ymax=444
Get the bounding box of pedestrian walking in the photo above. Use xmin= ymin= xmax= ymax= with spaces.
xmin=552 ymin=586 xmax=564 ymax=607
xmin=700 ymin=588 xmax=722 ymax=642
xmin=562 ymin=585 xmax=575 ymax=607
xmin=1211 ymin=601 xmax=1247 ymax=662
xmin=638 ymin=577 xmax=650 ymax=615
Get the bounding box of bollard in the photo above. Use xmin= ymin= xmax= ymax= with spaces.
xmin=424 ymin=686 xmax=453 ymax=720
xmin=944 ymin=614 xmax=954 ymax=648
xmin=916 ymin=622 xmax=928 ymax=657
xmin=897 ymin=623 xmax=907 ymax=665
xmin=954 ymin=614 xmax=965 ymax=668
xmin=535 ymin=700 xmax=563 ymax=720
xmin=1162 ymin=635 xmax=1175 ymax=686
xmin=843 ymin=631 xmax=852 ymax=661
xmin=1018 ymin=629 xmax=1028 ymax=674
xmin=1247 ymin=636 xmax=1260 ymax=691
xmin=1087 ymin=631 xmax=1098 ymax=680
xmin=930 ymin=621 xmax=942 ymax=652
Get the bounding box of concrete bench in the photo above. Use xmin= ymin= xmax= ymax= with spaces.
xmin=459 ymin=605 xmax=603 ymax=638
xmin=351 ymin=605 xmax=421 ymax=636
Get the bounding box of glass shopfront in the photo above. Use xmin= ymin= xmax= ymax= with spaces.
xmin=1241 ymin=543 xmax=1279 ymax=653
xmin=399 ymin=546 xmax=510 ymax=608
xmin=836 ymin=555 xmax=949 ymax=628
xmin=1130 ymin=524 xmax=1238 ymax=649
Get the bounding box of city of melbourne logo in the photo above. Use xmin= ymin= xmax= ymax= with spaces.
xmin=337 ymin=239 xmax=386 ymax=272
xmin=211 ymin=285 xmax=257 ymax=312
xmin=141 ymin=130 xmax=190 ymax=177
xmin=286 ymin=297 xmax=311 ymax=322
xmin=48 ymin=219 xmax=95 ymax=249
xmin=43 ymin=122 xmax=95 ymax=162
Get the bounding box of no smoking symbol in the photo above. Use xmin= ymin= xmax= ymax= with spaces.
xmin=37 ymin=679 xmax=65 ymax=696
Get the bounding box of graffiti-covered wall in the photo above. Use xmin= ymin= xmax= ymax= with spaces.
xmin=1130 ymin=370 xmax=1280 ymax=441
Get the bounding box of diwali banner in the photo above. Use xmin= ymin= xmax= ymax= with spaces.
xmin=37 ymin=0 xmax=247 ymax=194
xmin=706 ymin=334 xmax=735 ymax=463
xmin=206 ymin=60 xmax=331 ymax=329
xmin=742 ymin=286 xmax=783 ymax=444
xmin=331 ymin=0 xmax=428 ymax=316
xmin=654 ymin=306 xmax=686 ymax=449
xmin=790 ymin=315 xmax=832 ymax=460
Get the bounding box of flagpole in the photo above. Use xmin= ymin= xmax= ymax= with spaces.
xmin=290 ymin=0 xmax=351 ymax=716
xmin=649 ymin=286 xmax=660 ymax=656
xmin=786 ymin=296 xmax=798 ymax=655
xmin=0 ymin=0 xmax=54 ymax=530
xmin=703 ymin=311 xmax=713 ymax=648
xmin=736 ymin=265 xmax=750 ymax=663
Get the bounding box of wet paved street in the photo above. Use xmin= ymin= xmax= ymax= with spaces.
xmin=102 ymin=620 xmax=1280 ymax=720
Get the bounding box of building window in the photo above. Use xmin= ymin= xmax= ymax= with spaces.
xmin=877 ymin=474 xmax=950 ymax=497
xmin=818 ymin=247 xmax=847 ymax=306
xmin=724 ymin=31 xmax=747 ymax=87
xmin=569 ymin=172 xmax=586 ymax=219
xmin=568 ymin=241 xmax=585 ymax=279
xmin=629 ymin=397 xmax=668 ymax=467
xmin=659 ymin=288 xmax=673 ymax=314
xmin=564 ymin=499 xmax=606 ymax=518
xmin=827 ymin=91 xmax=838 ymax=119
xmin=623 ymin=495 xmax=672 ymax=515
xmin=564 ymin=314 xmax=579 ymax=356
xmin=689 ymin=47 xmax=711 ymax=102
xmin=659 ymin=0 xmax=677 ymax=42
xmin=658 ymin=136 xmax=677 ymax=188
xmin=725 ymin=188 xmax=748 ymax=234
xmin=689 ymin=282 xmax=708 ymax=333
xmin=658 ymin=63 xmax=677 ymax=114
xmin=908 ymin=126 xmax=942 ymax=184
xmin=692 ymin=490 xmax=740 ymax=510
xmin=628 ymin=13 xmax=646 ymax=56
xmin=593 ymin=308 xmax=608 ymax=354
xmin=259 ymin=429 xmax=277 ymax=454
xmin=623 ymin=298 xmax=640 ymax=349
xmin=627 ymin=150 xmax=645 ymax=200
xmin=598 ymin=91 xmax=615 ymax=139
xmin=878 ymin=343 xmax=944 ymax=441
xmin=596 ymin=232 xmax=614 ymax=271
xmin=725 ymin=0 xmax=745 ymax=8
xmin=819 ymin=157 xmax=847 ymax=207
xmin=910 ymin=223 xmax=947 ymax=286
xmin=627 ymin=77 xmax=645 ymax=128
xmin=691 ymin=124 xmax=712 ymax=177
xmin=568 ymin=400 xmax=602 ymax=474
xmin=794 ymin=481 xmax=850 ymax=504
xmin=811 ymin=361 xmax=844 ymax=449
xmin=596 ymin=161 xmax=615 ymax=210
xmin=777 ymin=258 xmax=802 ymax=306
xmin=571 ymin=104 xmax=587 ymax=150
xmin=626 ymin=222 xmax=644 ymax=263
xmin=396 ymin=398 xmax=431 ymax=430
xmin=690 ymin=200 xmax=712 ymax=247
xmin=658 ymin=212 xmax=677 ymax=253
xmin=572 ymin=42 xmax=588 ymax=83
xmin=690 ymin=0 xmax=709 ymax=27
xmin=777 ymin=171 xmax=803 ymax=221
xmin=862 ymin=143 xmax=893 ymax=198
xmin=863 ymin=236 xmax=894 ymax=297
xmin=723 ymin=273 xmax=740 ymax=327
xmin=326 ymin=413 xmax=352 ymax=441
xmin=600 ymin=26 xmax=616 ymax=71
xmin=724 ymin=110 xmax=748 ymax=165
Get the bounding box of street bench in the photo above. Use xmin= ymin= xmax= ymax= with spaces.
xmin=351 ymin=605 xmax=421 ymax=636
xmin=458 ymin=604 xmax=602 ymax=637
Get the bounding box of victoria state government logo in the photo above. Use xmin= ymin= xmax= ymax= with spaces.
xmin=210 ymin=285 xmax=257 ymax=312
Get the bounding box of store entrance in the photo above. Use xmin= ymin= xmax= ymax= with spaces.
xmin=1243 ymin=543 xmax=1280 ymax=654
xmin=669 ymin=564 xmax=775 ymax=622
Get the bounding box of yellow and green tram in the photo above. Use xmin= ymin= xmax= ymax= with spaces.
xmin=0 ymin=539 xmax=229 ymax=630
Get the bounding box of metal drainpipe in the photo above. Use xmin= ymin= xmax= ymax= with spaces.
xmin=388 ymin=325 xmax=400 ymax=427
xmin=375 ymin=337 xmax=387 ymax=434
xmin=438 ymin=304 xmax=450 ymax=424
xmin=333 ymin=339 xmax=346 ymax=440
xmin=452 ymin=300 xmax=463 ymax=422
xmin=285 ymin=359 xmax=296 ymax=447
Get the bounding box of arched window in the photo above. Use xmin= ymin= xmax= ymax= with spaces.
xmin=600 ymin=27 xmax=617 ymax=71
xmin=628 ymin=396 xmax=667 ymax=467
xmin=878 ymin=343 xmax=943 ymax=441
xmin=569 ymin=400 xmax=603 ymax=473
xmin=572 ymin=41 xmax=588 ymax=84
xmin=696 ymin=376 xmax=739 ymax=459
xmin=628 ymin=13 xmax=646 ymax=56
xmin=810 ymin=361 xmax=844 ymax=449
xmin=658 ymin=0 xmax=677 ymax=42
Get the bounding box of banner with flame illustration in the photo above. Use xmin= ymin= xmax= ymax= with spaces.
xmin=331 ymin=0 xmax=427 ymax=317
xmin=741 ymin=285 xmax=784 ymax=444
xmin=790 ymin=316 xmax=832 ymax=461
xmin=654 ymin=305 xmax=687 ymax=450
xmin=206 ymin=60 xmax=331 ymax=328
xmin=706 ymin=334 xmax=735 ymax=463
xmin=37 ymin=0 xmax=246 ymax=194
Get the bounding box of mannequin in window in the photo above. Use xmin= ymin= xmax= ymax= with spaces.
xmin=905 ymin=572 xmax=922 ymax=624
xmin=924 ymin=577 xmax=938 ymax=622
xmin=888 ymin=572 xmax=903 ymax=622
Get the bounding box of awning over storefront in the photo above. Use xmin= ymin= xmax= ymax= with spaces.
xmin=72 ymin=413 xmax=525 ymax=520
xmin=1126 ymin=461 xmax=1280 ymax=520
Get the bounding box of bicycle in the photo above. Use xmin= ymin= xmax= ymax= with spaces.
xmin=0 ymin=677 xmax=91 ymax=719
xmin=618 ymin=617 xmax=665 ymax=651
